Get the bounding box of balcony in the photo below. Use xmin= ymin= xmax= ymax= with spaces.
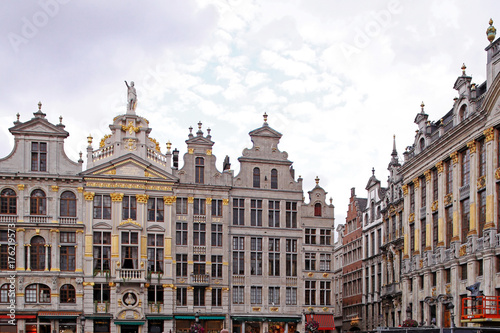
xmin=0 ymin=215 xmax=17 ymax=223
xmin=26 ymin=215 xmax=52 ymax=223
xmin=117 ymin=268 xmax=144 ymax=281
xmin=59 ymin=217 xmax=78 ymax=224
xmin=381 ymin=282 xmax=400 ymax=297
xmin=92 ymin=144 xmax=114 ymax=162
xmin=147 ymin=302 xmax=164 ymax=313
xmin=194 ymin=215 xmax=206 ymax=222
xmin=190 ymin=273 xmax=210 ymax=285
xmin=94 ymin=301 xmax=110 ymax=313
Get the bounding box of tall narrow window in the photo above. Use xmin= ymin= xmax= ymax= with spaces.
xmin=250 ymin=237 xmax=262 ymax=275
xmin=305 ymin=253 xmax=316 ymax=271
xmin=193 ymin=255 xmax=206 ymax=275
xmin=286 ymin=202 xmax=297 ymax=228
xmin=31 ymin=142 xmax=47 ymax=172
xmin=211 ymin=255 xmax=223 ymax=278
xmin=421 ymin=220 xmax=426 ymax=252
xmin=147 ymin=234 xmax=164 ymax=273
xmin=461 ymin=198 xmax=470 ymax=243
xmin=314 ymin=203 xmax=322 ymax=216
xmin=176 ymin=254 xmax=187 ymax=277
xmin=0 ymin=189 xmax=16 ymax=215
xmin=305 ymin=281 xmax=316 ymax=305
xmin=193 ymin=286 xmax=205 ymax=306
xmin=250 ymin=286 xmax=262 ymax=304
xmin=286 ymin=287 xmax=297 ymax=305
xmin=93 ymin=283 xmax=110 ymax=303
xmin=93 ymin=231 xmax=111 ymax=273
xmin=269 ymin=287 xmax=280 ymax=305
xmin=269 ymin=238 xmax=280 ymax=276
xmin=233 ymin=286 xmax=244 ymax=304
xmin=93 ymin=195 xmax=111 ymax=219
xmin=211 ymin=224 xmax=223 ymax=247
xmin=0 ymin=231 xmax=15 ymax=271
xmin=320 ymin=281 xmax=331 ymax=305
xmin=432 ymin=169 xmax=438 ymax=202
xmin=271 ymin=169 xmax=278 ymax=189
xmin=195 ymin=157 xmax=204 ymax=184
xmin=461 ymin=149 xmax=470 ymax=186
xmin=233 ymin=198 xmax=245 ymax=225
xmin=409 ymin=184 xmax=415 ymax=213
xmin=122 ymin=196 xmax=137 ymax=220
xmin=30 ymin=189 xmax=46 ymax=215
xmin=319 ymin=253 xmax=331 ymax=271
xmin=446 ymin=160 xmax=453 ymax=194
xmin=60 ymin=191 xmax=76 ymax=217
xmin=60 ymin=284 xmax=76 ymax=303
xmin=60 ymin=232 xmax=76 ymax=271
xmin=147 ymin=197 xmax=164 ymax=222
xmin=176 ymin=197 xmax=188 ymax=215
xmin=410 ymin=224 xmax=415 ymax=256
xmin=148 ymin=285 xmax=164 ymax=304
xmin=193 ymin=223 xmax=206 ymax=246
xmin=253 ymin=167 xmax=260 ymax=188
xmin=211 ymin=199 xmax=223 ymax=217
xmin=176 ymin=287 xmax=187 ymax=306
xmin=212 ymin=288 xmax=222 ymax=307
xmin=250 ymin=199 xmax=262 ymax=226
xmin=193 ymin=198 xmax=206 ymax=215
xmin=30 ymin=236 xmax=47 ymax=271
xmin=176 ymin=222 xmax=188 ymax=246
xmin=0 ymin=284 xmax=13 ymax=303
xmin=286 ymin=239 xmax=297 ymax=277
xmin=121 ymin=231 xmax=139 ymax=269
xmin=233 ymin=237 xmax=245 ymax=275
xmin=268 ymin=200 xmax=280 ymax=227
xmin=320 ymin=229 xmax=331 ymax=245
xmin=305 ymin=229 xmax=316 ymax=245
xmin=421 ymin=177 xmax=426 ymax=208
xmin=432 ymin=213 xmax=438 ymax=249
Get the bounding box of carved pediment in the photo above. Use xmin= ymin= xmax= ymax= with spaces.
xmin=146 ymin=225 xmax=166 ymax=232
xmin=93 ymin=221 xmax=112 ymax=229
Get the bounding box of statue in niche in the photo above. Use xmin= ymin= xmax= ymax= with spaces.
xmin=125 ymin=81 xmax=137 ymax=112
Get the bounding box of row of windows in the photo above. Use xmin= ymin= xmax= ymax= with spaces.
xmin=0 ymin=283 xmax=75 ymax=304
xmin=233 ymin=286 xmax=299 ymax=305
xmin=304 ymin=252 xmax=332 ymax=271
xmin=304 ymin=228 xmax=332 ymax=245
xmin=0 ymin=189 xmax=76 ymax=216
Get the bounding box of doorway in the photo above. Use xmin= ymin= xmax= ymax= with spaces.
xmin=121 ymin=326 xmax=139 ymax=333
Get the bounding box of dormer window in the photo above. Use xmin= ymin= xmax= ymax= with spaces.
xmin=314 ymin=203 xmax=322 ymax=217
xmin=31 ymin=142 xmax=47 ymax=172
xmin=253 ymin=167 xmax=260 ymax=188
xmin=419 ymin=138 xmax=425 ymax=151
xmin=195 ymin=157 xmax=204 ymax=184
xmin=459 ymin=104 xmax=467 ymax=122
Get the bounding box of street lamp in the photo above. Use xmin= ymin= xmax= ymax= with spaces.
xmin=406 ymin=306 xmax=411 ymax=320
xmin=195 ymin=311 xmax=200 ymax=323
xmin=447 ymin=302 xmax=455 ymax=329
xmin=80 ymin=315 xmax=86 ymax=333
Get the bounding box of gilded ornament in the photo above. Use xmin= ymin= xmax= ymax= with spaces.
xmin=149 ymin=137 xmax=161 ymax=152
xmin=121 ymin=120 xmax=141 ymax=135
xmin=83 ymin=192 xmax=95 ymax=201
xmin=444 ymin=193 xmax=453 ymax=206
xmin=188 ymin=197 xmax=194 ymax=204
xmin=163 ymin=195 xmax=176 ymax=205
xmin=136 ymin=194 xmax=149 ymax=204
xmin=270 ymin=307 xmax=279 ymax=312
xmin=495 ymin=168 xmax=500 ymax=180
xmin=408 ymin=213 xmax=415 ymax=223
xmin=223 ymin=198 xmax=229 ymax=206
xmin=431 ymin=201 xmax=438 ymax=212
xmin=188 ymin=148 xmax=194 ymax=154
xmin=17 ymin=184 xmax=25 ymax=191
xmin=450 ymin=152 xmax=458 ymax=164
xmin=205 ymin=198 xmax=212 ymax=205
xmin=77 ymin=187 xmax=84 ymax=193
xmin=307 ymin=272 xmax=314 ymax=277
xmin=487 ymin=18 xmax=496 ymax=43
xmin=252 ymin=307 xmax=261 ymax=312
xmin=435 ymin=161 xmax=443 ymax=174
xmin=51 ymin=185 xmax=59 ymax=192
xmin=484 ymin=127 xmax=495 ymax=142
xmin=100 ymin=134 xmax=111 ymax=148
xmin=467 ymin=140 xmax=476 ymax=154
xmin=110 ymin=193 xmax=124 ymax=202
xmin=424 ymin=170 xmax=431 ymax=182
xmin=322 ymin=273 xmax=329 ymax=278
xmin=477 ymin=176 xmax=486 ymax=190
xmin=206 ymin=149 xmax=212 ymax=155
xmin=125 ymin=138 xmax=137 ymax=151
xmin=412 ymin=178 xmax=420 ymax=188
xmin=459 ymin=244 xmax=467 ymax=257
xmin=402 ymin=184 xmax=408 ymax=195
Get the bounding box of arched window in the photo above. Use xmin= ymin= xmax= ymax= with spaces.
xmin=195 ymin=157 xmax=204 ymax=184
xmin=25 ymin=284 xmax=50 ymax=303
xmin=0 ymin=189 xmax=16 ymax=215
xmin=253 ymin=168 xmax=260 ymax=188
xmin=60 ymin=284 xmax=76 ymax=303
xmin=271 ymin=169 xmax=278 ymax=189
xmin=30 ymin=236 xmax=47 ymax=271
xmin=0 ymin=284 xmax=13 ymax=303
xmin=60 ymin=191 xmax=76 ymax=217
xmin=314 ymin=203 xmax=322 ymax=217
xmin=30 ymin=189 xmax=46 ymax=215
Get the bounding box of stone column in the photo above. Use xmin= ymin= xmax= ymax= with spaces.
xmin=402 ymin=185 xmax=409 ymax=259
xmin=436 ymin=162 xmax=445 ymax=247
xmin=164 ymin=196 xmax=175 ymax=278
xmin=424 ymin=170 xmax=432 ymax=251
xmin=50 ymin=229 xmax=59 ymax=272
xmin=450 ymin=152 xmax=460 ymax=243
xmin=467 ymin=140 xmax=477 ymax=236
xmin=413 ymin=178 xmax=421 ymax=255
xmin=76 ymin=230 xmax=84 ymax=273
xmin=25 ymin=244 xmax=31 ymax=271
xmin=44 ymin=244 xmax=50 ymax=271
xmin=484 ymin=128 xmax=496 ymax=230
xmin=83 ymin=192 xmax=95 ymax=275
xmin=16 ymin=228 xmax=25 ymax=271
xmin=110 ymin=193 xmax=124 ymax=274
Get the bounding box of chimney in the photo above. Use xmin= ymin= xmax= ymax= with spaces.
xmin=172 ymin=149 xmax=179 ymax=169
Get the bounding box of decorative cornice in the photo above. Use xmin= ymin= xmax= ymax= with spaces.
xmin=424 ymin=170 xmax=431 ymax=182
xmin=136 ymin=194 xmax=149 ymax=204
xmin=163 ymin=196 xmax=176 ymax=205
xmin=450 ymin=152 xmax=458 ymax=164
xmin=467 ymin=140 xmax=476 ymax=154
xmin=412 ymin=178 xmax=420 ymax=188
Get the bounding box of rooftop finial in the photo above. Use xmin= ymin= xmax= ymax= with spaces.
xmin=487 ymin=18 xmax=496 ymax=43
xmin=189 ymin=126 xmax=193 ymax=134
xmin=198 ymin=121 xmax=202 ymax=130
xmin=263 ymin=112 xmax=268 ymax=125
xmin=207 ymin=127 xmax=211 ymax=138
xmin=87 ymin=134 xmax=93 ymax=147
xmin=59 ymin=116 xmax=63 ymax=124
xmin=372 ymin=167 xmax=375 ymax=176
xmin=420 ymin=101 xmax=425 ymax=112
xmin=38 ymin=101 xmax=42 ymax=110
xmin=166 ymin=141 xmax=172 ymax=153
xmin=16 ymin=113 xmax=20 ymax=122
xmin=315 ymin=176 xmax=320 ymax=185
xmin=461 ymin=63 xmax=467 ymax=75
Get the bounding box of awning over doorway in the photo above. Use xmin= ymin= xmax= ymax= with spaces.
xmin=0 ymin=314 xmax=36 ymax=319
xmin=38 ymin=311 xmax=81 ymax=319
xmin=305 ymin=314 xmax=335 ymax=330
xmin=114 ymin=320 xmax=146 ymax=326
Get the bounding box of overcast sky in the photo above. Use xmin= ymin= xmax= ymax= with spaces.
xmin=0 ymin=0 xmax=497 ymax=228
